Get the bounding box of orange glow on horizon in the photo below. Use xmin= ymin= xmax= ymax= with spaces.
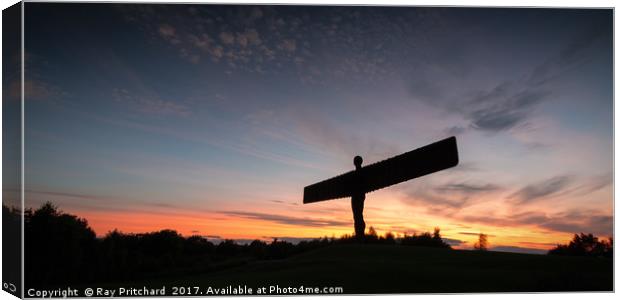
xmin=69 ymin=196 xmax=582 ymax=252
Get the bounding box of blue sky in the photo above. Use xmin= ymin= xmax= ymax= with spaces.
xmin=19 ymin=4 xmax=613 ymax=252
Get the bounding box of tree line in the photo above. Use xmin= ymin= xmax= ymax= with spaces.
xmin=17 ymin=202 xmax=451 ymax=287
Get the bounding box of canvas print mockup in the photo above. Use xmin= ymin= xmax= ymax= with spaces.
xmin=2 ymin=2 xmax=614 ymax=298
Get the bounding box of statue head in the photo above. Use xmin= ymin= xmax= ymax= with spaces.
xmin=354 ymin=155 xmax=363 ymax=169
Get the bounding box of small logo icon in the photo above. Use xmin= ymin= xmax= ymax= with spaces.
xmin=3 ymin=282 xmax=17 ymax=292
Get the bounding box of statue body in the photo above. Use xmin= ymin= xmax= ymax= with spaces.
xmin=352 ymin=156 xmax=366 ymax=239
xmin=302 ymin=137 xmax=459 ymax=242
xmin=351 ymin=193 xmax=365 ymax=238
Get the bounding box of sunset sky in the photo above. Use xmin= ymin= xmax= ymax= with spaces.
xmin=20 ymin=4 xmax=612 ymax=254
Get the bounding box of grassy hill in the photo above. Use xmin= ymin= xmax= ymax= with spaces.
xmin=140 ymin=244 xmax=612 ymax=294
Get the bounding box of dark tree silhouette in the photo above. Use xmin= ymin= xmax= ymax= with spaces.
xmin=247 ymin=239 xmax=268 ymax=259
xmin=548 ymin=233 xmax=612 ymax=257
xmin=266 ymin=238 xmax=296 ymax=259
xmin=185 ymin=235 xmax=216 ymax=256
xmin=25 ymin=202 xmax=98 ymax=285
xmin=366 ymin=226 xmax=379 ymax=242
xmin=400 ymin=228 xmax=451 ymax=249
xmin=473 ymin=233 xmax=488 ymax=251
xmin=216 ymin=239 xmax=241 ymax=257
xmin=384 ymin=231 xmax=396 ymax=244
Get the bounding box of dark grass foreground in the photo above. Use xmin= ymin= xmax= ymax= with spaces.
xmin=136 ymin=244 xmax=612 ymax=293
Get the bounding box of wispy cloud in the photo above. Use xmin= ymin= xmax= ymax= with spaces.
xmin=26 ymin=189 xmax=102 ymax=200
xmin=444 ymin=126 xmax=467 ymax=136
xmin=218 ymin=210 xmax=350 ymax=227
xmin=461 ymin=210 xmax=613 ymax=236
xmin=414 ymin=19 xmax=610 ymax=134
xmin=458 ymin=232 xmax=496 ymax=237
xmin=572 ymin=173 xmax=612 ymax=196
xmin=527 ymin=20 xmax=611 ymax=86
xmin=401 ymin=180 xmax=503 ymax=214
xmin=467 ymin=88 xmax=550 ymax=132
xmin=25 ymin=189 xmax=184 ymax=214
xmin=419 ymin=78 xmax=552 ymax=134
xmin=507 ymin=173 xmax=611 ymax=204
xmin=508 ymin=176 xmax=573 ymax=204
xmin=540 ymin=212 xmax=612 ymax=236
xmin=435 ymin=183 xmax=502 ymax=194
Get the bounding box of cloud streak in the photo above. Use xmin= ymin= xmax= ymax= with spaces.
xmin=467 ymin=89 xmax=550 ymax=132
xmin=508 ymin=176 xmax=573 ymax=204
xmin=462 ymin=210 xmax=613 ymax=237
xmin=414 ymin=18 xmax=610 ymax=134
xmin=218 ymin=210 xmax=350 ymax=227
xmin=507 ymin=173 xmax=611 ymax=204
xmin=527 ymin=20 xmax=611 ymax=86
xmin=401 ymin=180 xmax=503 ymax=214
xmin=435 ymin=183 xmax=501 ymax=194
